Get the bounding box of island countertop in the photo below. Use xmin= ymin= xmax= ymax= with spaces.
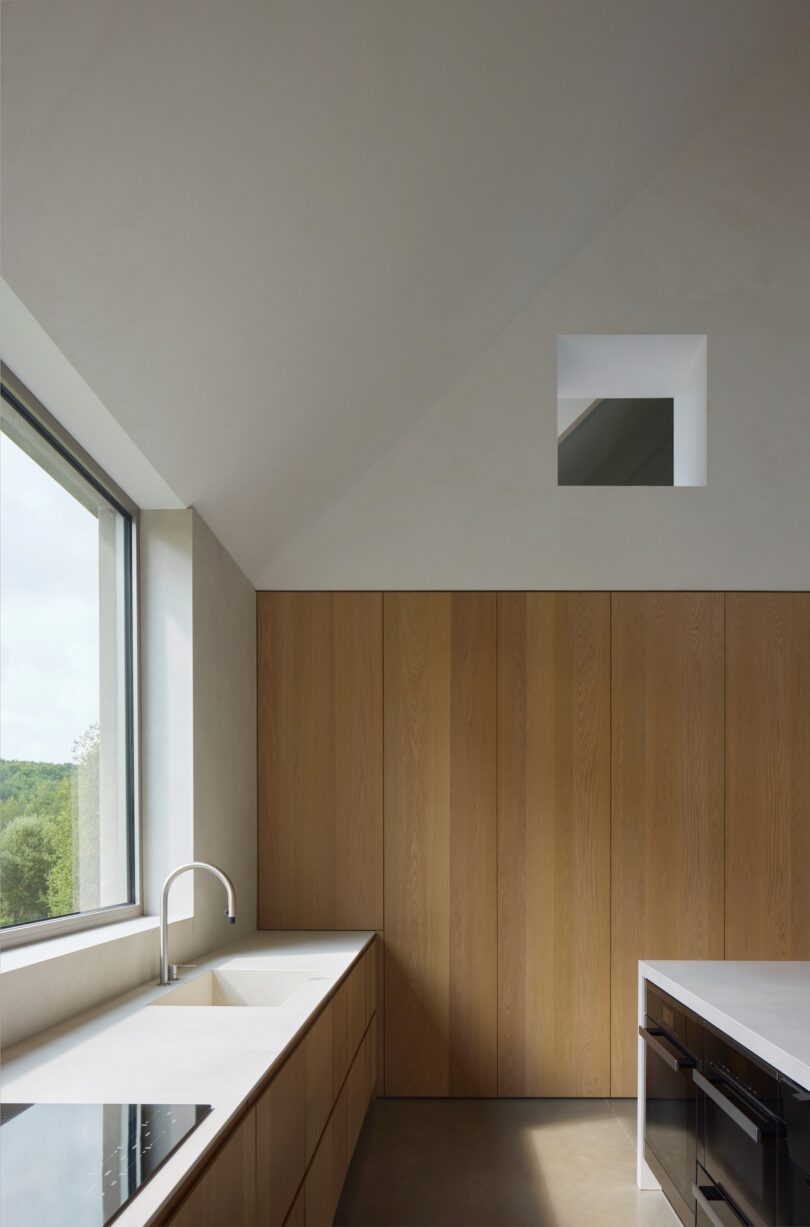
xmin=639 ymin=959 xmax=810 ymax=1090
xmin=0 ymin=929 xmax=375 ymax=1226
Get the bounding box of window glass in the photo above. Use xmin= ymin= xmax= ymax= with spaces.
xmin=0 ymin=388 xmax=134 ymax=929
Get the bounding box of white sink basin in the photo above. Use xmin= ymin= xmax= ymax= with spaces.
xmin=151 ymin=968 xmax=313 ymax=1007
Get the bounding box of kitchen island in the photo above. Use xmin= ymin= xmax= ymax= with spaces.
xmin=637 ymin=960 xmax=810 ymax=1226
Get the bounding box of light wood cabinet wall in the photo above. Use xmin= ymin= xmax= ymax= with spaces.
xmin=497 ymin=592 xmax=611 ymax=1096
xmin=257 ymin=592 xmax=383 ymax=930
xmin=383 ymin=592 xmax=498 ymax=1096
xmin=610 ymin=592 xmax=725 ymax=1095
xmin=725 ymin=593 xmax=810 ymax=960
xmin=257 ymin=591 xmax=810 ymax=1103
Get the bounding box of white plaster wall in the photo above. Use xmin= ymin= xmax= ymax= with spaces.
xmin=140 ymin=510 xmax=195 ymax=921
xmin=262 ymin=34 xmax=810 ymax=591
xmin=0 ymin=279 xmax=182 ymax=509
xmin=191 ymin=512 xmax=257 ymax=956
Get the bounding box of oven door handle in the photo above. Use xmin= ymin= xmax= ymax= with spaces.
xmin=692 ymin=1068 xmax=779 ymax=1144
xmin=692 ymin=1181 xmax=749 ymax=1227
xmin=639 ymin=1025 xmax=696 ymax=1071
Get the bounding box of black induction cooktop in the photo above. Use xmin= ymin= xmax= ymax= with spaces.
xmin=0 ymin=1101 xmax=212 ymax=1227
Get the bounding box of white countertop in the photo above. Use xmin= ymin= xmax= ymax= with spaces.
xmin=0 ymin=929 xmax=374 ymax=1226
xmin=640 ymin=959 xmax=810 ymax=1090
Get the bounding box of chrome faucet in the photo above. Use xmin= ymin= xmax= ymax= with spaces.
xmin=159 ymin=861 xmax=237 ymax=986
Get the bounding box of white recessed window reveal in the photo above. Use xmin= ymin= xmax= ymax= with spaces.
xmin=556 ymin=334 xmax=707 ymax=487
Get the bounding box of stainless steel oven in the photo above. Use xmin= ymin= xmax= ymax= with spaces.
xmin=694 ymin=1026 xmax=786 ymax=1227
xmin=642 ymin=983 xmax=704 ymax=1225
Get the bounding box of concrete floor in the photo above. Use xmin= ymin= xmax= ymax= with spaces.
xmin=335 ymin=1099 xmax=677 ymax=1227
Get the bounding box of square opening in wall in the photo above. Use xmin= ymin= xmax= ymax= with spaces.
xmin=557 ymin=334 xmax=707 ymax=487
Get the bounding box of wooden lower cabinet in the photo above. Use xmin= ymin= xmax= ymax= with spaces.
xmin=303 ymin=1110 xmax=336 ymax=1227
xmin=253 ymin=992 xmax=335 ymax=1222
xmin=332 ymin=960 xmax=366 ymax=1098
xmin=169 ymin=1109 xmax=257 ymax=1227
xmin=256 ymin=1039 xmax=306 ymax=1226
xmin=304 ymin=1002 xmax=335 ymax=1162
xmin=304 ymin=1019 xmax=376 ymax=1226
xmin=283 ymin=1186 xmax=306 ymax=1227
xmin=168 ymin=947 xmax=375 ymax=1227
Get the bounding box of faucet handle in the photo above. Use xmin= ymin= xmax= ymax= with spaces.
xmin=169 ymin=963 xmax=197 ymax=981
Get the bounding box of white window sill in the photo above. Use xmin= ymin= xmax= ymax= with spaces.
xmin=0 ymin=913 xmax=192 ymax=975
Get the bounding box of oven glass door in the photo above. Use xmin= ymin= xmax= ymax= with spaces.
xmin=700 ymin=1044 xmax=783 ymax=1227
xmin=694 ymin=1161 xmax=750 ymax=1226
xmin=643 ymin=987 xmax=701 ymax=1225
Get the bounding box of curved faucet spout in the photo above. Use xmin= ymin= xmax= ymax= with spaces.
xmin=159 ymin=861 xmax=237 ymax=986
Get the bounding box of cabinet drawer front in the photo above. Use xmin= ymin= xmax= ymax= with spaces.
xmin=333 ymin=957 xmax=367 ymax=1096
xmin=365 ymin=941 xmax=377 ymax=1029
xmin=283 ymin=1185 xmax=306 ymax=1227
xmin=316 ymin=1023 xmax=375 ymax=1227
xmin=169 ymin=1109 xmax=257 ymax=1227
xmin=305 ymin=1003 xmax=335 ymax=1163
xmin=256 ymin=1044 xmax=307 ymax=1226
xmin=304 ymin=1111 xmax=336 ymax=1227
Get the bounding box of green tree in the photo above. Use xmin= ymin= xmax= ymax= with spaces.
xmin=72 ymin=723 xmax=99 ymax=910
xmin=45 ymin=787 xmax=76 ymax=918
xmin=0 ymin=813 xmax=54 ymax=926
xmin=0 ymin=759 xmax=72 ymax=832
xmin=0 ymin=724 xmax=98 ymax=927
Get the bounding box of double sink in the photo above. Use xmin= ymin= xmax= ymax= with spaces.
xmin=150 ymin=968 xmax=316 ymax=1008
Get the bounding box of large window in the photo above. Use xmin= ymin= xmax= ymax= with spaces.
xmin=0 ymin=373 xmax=136 ymax=936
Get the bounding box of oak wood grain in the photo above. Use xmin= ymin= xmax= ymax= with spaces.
xmin=331 ymin=1068 xmax=350 ymax=1220
xmin=304 ymin=1108 xmax=336 ymax=1227
xmin=726 ymin=593 xmax=810 ymax=959
xmin=372 ymin=933 xmax=384 ymax=1094
xmin=365 ymin=1016 xmax=377 ymax=1109
xmin=305 ymin=1023 xmax=374 ymax=1227
xmin=169 ymin=1109 xmax=257 ymax=1227
xmin=256 ymin=1040 xmax=306 ymax=1226
xmin=283 ymin=1185 xmax=306 ymax=1227
xmin=364 ymin=941 xmax=376 ymax=1030
xmin=611 ymin=592 xmax=725 ymax=1095
xmin=332 ymin=956 xmax=367 ymax=1097
xmin=305 ymin=1002 xmax=335 ymax=1164
xmin=497 ymin=592 xmax=611 ymax=1095
xmin=257 ymin=593 xmax=383 ymax=930
xmin=383 ymin=593 xmax=497 ymax=1096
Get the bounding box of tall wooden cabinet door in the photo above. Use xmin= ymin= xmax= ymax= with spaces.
xmin=383 ymin=593 xmax=497 ymax=1096
xmin=497 ymin=593 xmax=610 ymax=1096
xmin=611 ymin=593 xmax=725 ymax=1096
xmin=257 ymin=593 xmax=383 ymax=929
xmin=726 ymin=594 xmax=810 ymax=959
